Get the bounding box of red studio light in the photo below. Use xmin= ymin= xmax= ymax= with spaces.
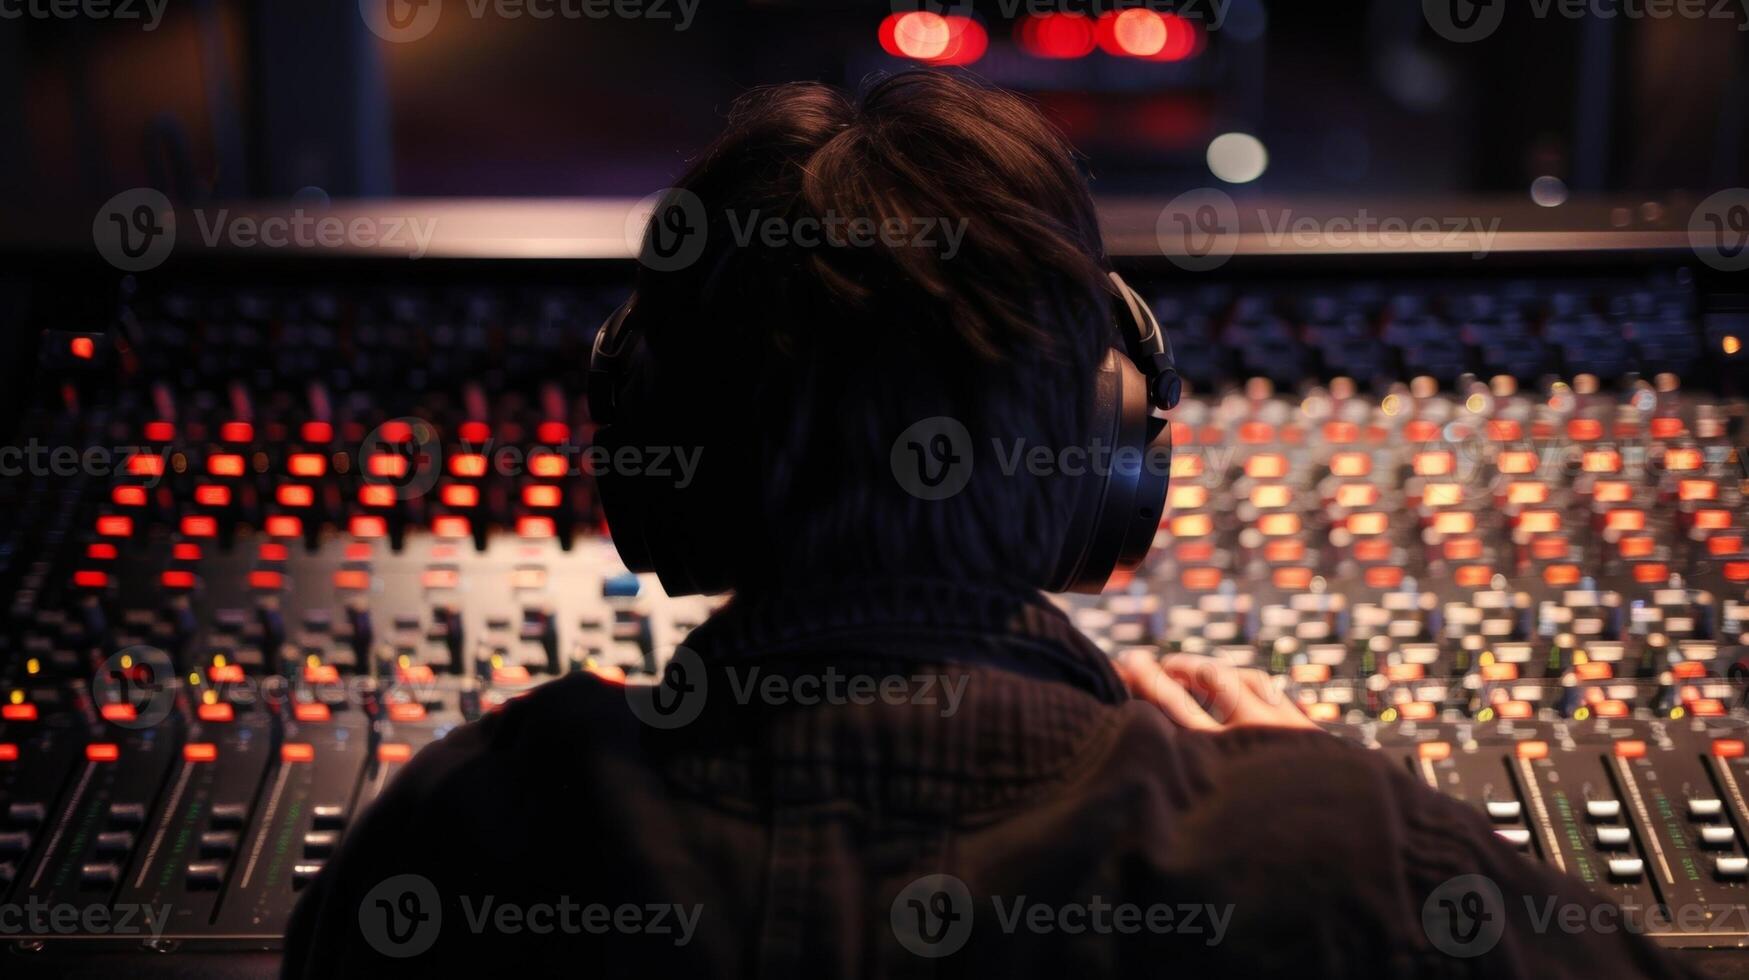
xmin=1095 ymin=10 xmax=1199 ymax=61
xmin=879 ymin=12 xmax=988 ymax=66
xmin=1019 ymin=12 xmax=1096 ymax=60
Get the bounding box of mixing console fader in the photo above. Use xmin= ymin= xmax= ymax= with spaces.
xmin=1 ymin=256 xmax=1748 ymax=974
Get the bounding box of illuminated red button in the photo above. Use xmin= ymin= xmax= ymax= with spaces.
xmin=264 ymin=516 xmax=302 ymax=538
xmin=1567 ymin=419 xmax=1603 ymax=441
xmin=277 ymin=485 xmax=315 ymax=507
xmin=378 ymin=743 xmax=414 ymax=763
xmin=529 ymin=454 xmax=569 ymax=478
xmin=70 ymin=335 xmax=95 ymax=359
xmin=432 ymin=516 xmax=470 ymax=538
xmin=350 ymin=515 xmax=388 ymax=538
xmin=86 ymin=743 xmax=120 ymax=762
xmin=1405 ymin=420 xmax=1440 ymax=443
xmin=1364 ymin=566 xmax=1405 ymax=589
xmin=387 ymin=702 xmax=426 ymax=722
xmin=160 ymin=570 xmax=196 ymax=590
xmin=207 ymin=454 xmax=246 ymax=477
xmin=359 ymin=485 xmax=397 ymax=507
xmin=368 ymin=454 xmax=408 ymax=478
xmin=523 ymin=485 xmax=562 ymax=508
xmin=288 ymin=453 xmax=327 ymax=477
xmin=493 ymin=665 xmax=531 ymax=685
xmin=301 ymin=421 xmax=334 ymax=444
xmin=181 ymin=516 xmax=218 ymax=537
xmin=1481 ymin=663 xmax=1518 ymax=681
xmin=536 ymin=421 xmax=570 ymax=444
xmin=1516 ymin=740 xmax=1550 ymax=760
xmin=1672 ymin=661 xmax=1708 ymax=680
xmin=304 ymin=664 xmax=341 ymax=685
xmin=219 ymin=421 xmax=254 ymax=444
xmin=96 ymin=515 xmax=133 ymax=537
xmin=208 ymin=664 xmax=245 ymax=684
xmin=73 ymin=570 xmax=109 ymax=588
xmin=1354 ymin=541 xmax=1393 ymax=563
xmin=1613 ymin=740 xmax=1647 ymax=759
xmin=0 ymin=744 xmax=16 ymax=762
xmin=1496 ymin=701 xmax=1533 ymax=719
xmin=398 ymin=664 xmax=436 ymax=685
xmin=1399 ymin=701 xmax=1436 ymax=720
xmin=87 ymin=543 xmax=118 ymax=560
xmin=294 ymin=702 xmax=332 ymax=721
xmin=1690 ymin=699 xmax=1726 ymax=717
xmin=1574 ymin=662 xmax=1612 ymax=681
xmin=441 ymin=484 xmax=480 ymax=508
xmin=183 ymin=743 xmax=218 ymax=763
xmin=127 ymin=454 xmax=164 ymax=476
xmin=1594 ymin=699 xmax=1629 ymax=718
xmin=197 ymin=702 xmax=235 ymax=722
xmin=2 ymin=704 xmax=39 ymax=721
xmin=448 ymin=454 xmax=488 ymax=478
xmin=174 ymin=543 xmax=203 ymax=561
xmin=143 ymin=420 xmax=175 ymax=441
xmin=194 ymin=485 xmax=232 ymax=507
xmin=1417 ymin=741 xmax=1452 ymax=761
xmin=281 ymin=743 xmax=315 ymax=763
xmin=458 ymin=421 xmax=491 ymax=443
xmin=100 ymin=704 xmax=137 ymax=723
xmin=248 ymin=570 xmax=284 ymax=591
xmin=1713 ymin=740 xmax=1747 ymax=759
xmin=378 ymin=420 xmax=414 ymax=443
xmin=111 ymin=486 xmax=148 ymax=507
xmin=516 ymin=517 xmax=556 ymax=539
xmin=333 ymin=570 xmax=370 ymax=591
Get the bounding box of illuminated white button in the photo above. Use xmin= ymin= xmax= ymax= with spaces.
xmin=1595 ymin=827 xmax=1633 ymax=849
xmin=1688 ymin=798 xmax=1723 ymax=820
xmin=1495 ymin=829 xmax=1532 ymax=849
xmin=1586 ymin=800 xmax=1622 ymax=821
xmin=1486 ymin=801 xmax=1522 ymax=822
xmin=1607 ymin=858 xmax=1644 ymax=880
xmin=1701 ymin=826 xmax=1737 ymax=848
xmin=1716 ymin=857 xmax=1749 ymax=878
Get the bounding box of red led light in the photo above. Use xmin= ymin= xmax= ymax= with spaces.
xmin=161 ymin=570 xmax=195 ymax=590
xmin=100 ymin=703 xmax=137 ymax=722
xmin=73 ymin=570 xmax=109 ymax=588
xmin=294 ymin=702 xmax=332 ymax=721
xmin=879 ymin=12 xmax=983 ymax=64
xmin=87 ymin=743 xmax=122 ymax=762
xmin=208 ymin=664 xmax=245 ymax=683
xmin=197 ymin=703 xmax=235 ymax=722
xmin=258 ymin=542 xmax=287 ymax=561
xmin=288 ymin=453 xmax=327 ymax=477
xmin=207 ymin=454 xmax=246 ymax=477
xmin=173 ymin=543 xmax=203 ymax=561
xmin=378 ymin=420 xmax=414 ymax=443
xmin=350 ymin=515 xmax=388 ymax=538
xmin=536 ymin=421 xmax=570 ymax=444
xmin=1 ymin=704 xmax=37 ymax=722
xmin=334 ymin=569 xmax=371 ymax=591
xmin=70 ymin=336 xmax=96 ymax=360
xmin=1146 ymin=12 xmax=1198 ymax=61
xmin=277 ymin=485 xmax=315 ymax=507
xmin=220 ymin=421 xmax=254 ymax=444
xmin=379 ymin=742 xmax=414 ymax=763
xmin=86 ymin=543 xmax=117 ymax=560
xmin=449 ymin=453 xmax=488 ymax=478
xmin=458 ymin=421 xmax=492 ymax=444
xmin=301 ymin=421 xmax=334 ymax=444
xmin=127 ymin=454 xmax=164 ymax=476
xmin=1098 ymin=9 xmax=1167 ymax=57
xmin=523 ymin=485 xmax=562 ymax=508
xmin=181 ymin=515 xmax=217 ymax=537
xmin=529 ymin=453 xmax=568 ymax=478
xmin=359 ymin=485 xmax=396 ymax=507
xmin=1019 ymin=12 xmax=1095 ymax=59
xmin=112 ymin=486 xmax=147 ymax=507
xmin=183 ymin=743 xmax=218 ymax=762
xmin=368 ymin=454 xmax=408 ymax=478
xmin=441 ymin=484 xmax=480 ymax=508
xmin=388 ymin=702 xmax=426 ymax=722
xmin=0 ymin=744 xmax=16 ymax=761
xmin=516 ymin=516 xmax=556 ymax=539
xmin=249 ymin=570 xmax=284 ymax=591
xmin=143 ymin=420 xmax=175 ymax=441
xmin=96 ymin=515 xmax=133 ymax=537
xmin=433 ymin=516 xmax=470 ymax=538
xmin=265 ymin=515 xmax=302 ymax=538
xmin=194 ymin=485 xmax=232 ymax=507
xmin=281 ymin=743 xmax=315 ymax=763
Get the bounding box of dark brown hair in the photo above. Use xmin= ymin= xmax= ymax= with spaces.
xmin=627 ymin=70 xmax=1114 ymax=591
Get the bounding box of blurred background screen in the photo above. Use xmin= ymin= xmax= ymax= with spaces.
xmin=2 ymin=0 xmax=1744 ymax=212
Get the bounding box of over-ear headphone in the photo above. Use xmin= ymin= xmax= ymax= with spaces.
xmin=587 ymin=271 xmax=1180 ymax=596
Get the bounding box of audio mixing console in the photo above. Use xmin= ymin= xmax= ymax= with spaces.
xmin=1 ymin=254 xmax=1748 ymax=975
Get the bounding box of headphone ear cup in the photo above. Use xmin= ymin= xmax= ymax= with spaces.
xmin=1048 ymin=349 xmax=1171 ymax=593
